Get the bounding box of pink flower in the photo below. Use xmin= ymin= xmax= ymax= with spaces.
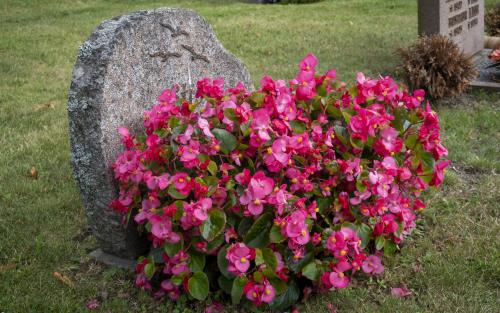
xmin=284 ymin=210 xmax=310 ymax=246
xmin=171 ymin=172 xmax=191 ymax=195
xmin=150 ymin=215 xmax=180 ymax=244
xmin=373 ymin=214 xmax=399 ymax=236
xmin=322 ymin=261 xmax=351 ymax=289
xmin=251 ymin=108 xmax=271 ymax=144
xmin=373 ymin=127 xmax=403 ymax=156
xmin=338 ymin=158 xmax=361 ymax=182
xmin=244 ymin=278 xmax=276 ymax=305
xmin=194 ymin=198 xmax=212 ymax=221
xmin=118 ymin=127 xmax=134 ymax=150
xmin=429 ymin=160 xmax=451 ymax=187
xmin=158 ymin=87 xmax=177 ymax=105
xmin=240 ymin=171 xmax=275 ymax=216
xmin=86 ymin=299 xmax=100 ymax=310
xmin=161 ymin=279 xmax=180 ymax=300
xmin=263 ymin=137 xmax=290 ymax=172
xmin=226 ymin=243 xmax=255 ymax=274
xmin=299 ymin=53 xmax=318 ymax=72
xmin=362 ymin=255 xmax=384 ymax=274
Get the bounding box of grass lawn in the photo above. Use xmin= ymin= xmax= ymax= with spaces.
xmin=0 ymin=0 xmax=499 ymax=312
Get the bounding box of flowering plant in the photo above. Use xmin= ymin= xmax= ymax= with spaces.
xmin=111 ymin=54 xmax=449 ymax=310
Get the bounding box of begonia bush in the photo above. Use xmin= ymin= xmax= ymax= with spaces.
xmin=111 ymin=54 xmax=450 ymax=310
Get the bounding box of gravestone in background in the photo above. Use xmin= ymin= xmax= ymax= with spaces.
xmin=418 ymin=0 xmax=485 ymax=56
xmin=68 ymin=8 xmax=253 ymax=268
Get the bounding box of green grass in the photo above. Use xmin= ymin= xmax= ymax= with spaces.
xmin=0 ymin=0 xmax=499 ymax=312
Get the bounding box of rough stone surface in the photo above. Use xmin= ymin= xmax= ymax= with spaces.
xmin=68 ymin=8 xmax=253 ymax=262
xmin=471 ymin=49 xmax=500 ymax=91
xmin=418 ymin=0 xmax=484 ymax=55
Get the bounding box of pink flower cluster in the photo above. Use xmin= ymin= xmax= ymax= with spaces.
xmin=111 ymin=54 xmax=449 ymax=309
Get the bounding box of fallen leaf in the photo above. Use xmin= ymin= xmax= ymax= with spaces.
xmin=326 ymin=303 xmax=338 ymax=313
xmin=35 ymin=101 xmax=56 ymax=111
xmin=53 ymin=271 xmax=75 ymax=288
xmin=0 ymin=263 xmax=16 ymax=273
xmin=205 ymin=301 xmax=223 ymax=313
xmin=28 ymin=166 xmax=38 ymax=179
xmin=391 ymin=285 xmax=412 ymax=298
xmin=86 ymin=298 xmax=100 ymax=310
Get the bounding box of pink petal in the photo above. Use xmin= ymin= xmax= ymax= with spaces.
xmin=391 ymin=286 xmax=412 ymax=298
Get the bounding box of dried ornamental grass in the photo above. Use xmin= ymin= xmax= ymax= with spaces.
xmin=396 ymin=35 xmax=477 ymax=100
xmin=485 ymin=4 xmax=500 ymax=37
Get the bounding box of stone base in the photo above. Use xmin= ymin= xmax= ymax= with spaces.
xmin=470 ymin=49 xmax=500 ymax=91
xmin=89 ymin=249 xmax=136 ymax=270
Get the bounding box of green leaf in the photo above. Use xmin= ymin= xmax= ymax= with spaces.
xmin=237 ymin=217 xmax=254 ymax=237
xmin=244 ymin=213 xmax=273 ymax=248
xmin=405 ymin=133 xmax=417 ymax=149
xmin=168 ymin=184 xmax=188 ymax=199
xmin=269 ymin=224 xmax=286 ymax=243
xmin=267 ymin=275 xmax=288 ymax=295
xmin=333 ymin=125 xmax=348 ymax=146
xmin=269 ymin=279 xmax=300 ymax=311
xmin=217 ymin=246 xmax=235 ymax=279
xmin=212 ymin=128 xmax=238 ymax=153
xmin=203 ymin=176 xmax=219 ymax=196
xmin=207 ymin=160 xmax=218 ymax=176
xmin=188 ymin=251 xmax=206 ymax=272
xmin=375 ymin=236 xmax=386 ymax=250
xmin=231 ymin=276 xmax=248 ymax=304
xmin=356 ymin=223 xmax=372 ymax=249
xmin=206 ymin=233 xmax=225 ymax=251
xmin=150 ymin=247 xmax=165 ymax=263
xmin=218 ymin=276 xmax=234 ymax=294
xmin=188 ymin=272 xmax=209 ymax=300
xmin=384 ymin=240 xmax=398 ymax=256
xmin=224 ymin=108 xmax=238 ymax=122
xmin=144 ymin=263 xmax=155 ymax=279
xmin=262 ymin=248 xmax=278 ymax=270
xmin=302 ymin=261 xmax=319 ymax=281
xmin=316 ymin=197 xmax=333 ymax=214
xmin=290 ymin=120 xmax=307 ymax=134
xmin=170 ymin=274 xmax=184 ymax=286
xmin=164 ymin=237 xmax=183 ymax=257
xmin=286 ymin=250 xmax=314 ymax=273
xmin=201 ymin=209 xmax=226 ymax=242
xmin=240 ymin=123 xmax=251 ymax=137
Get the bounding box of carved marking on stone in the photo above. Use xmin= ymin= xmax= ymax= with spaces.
xmin=159 ymin=22 xmax=190 ymax=38
xmin=149 ymin=51 xmax=182 ymax=62
xmin=181 ymin=44 xmax=210 ymax=63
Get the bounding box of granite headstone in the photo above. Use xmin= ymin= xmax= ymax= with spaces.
xmin=418 ymin=0 xmax=485 ymax=56
xmin=68 ymin=8 xmax=253 ymax=268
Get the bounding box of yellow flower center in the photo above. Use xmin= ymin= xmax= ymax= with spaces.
xmin=340 ymin=250 xmax=347 ymax=256
xmin=291 ymin=178 xmax=298 ymax=184
xmin=265 ymin=288 xmax=271 ymax=295
xmin=267 ymin=147 xmax=273 ymax=154
xmin=315 ymin=207 xmax=319 ymax=212
xmin=338 ymin=272 xmax=344 ymax=278
xmin=214 ymin=145 xmax=220 ymax=151
xmin=297 ymin=137 xmax=303 ymax=143
xmin=178 ymin=178 xmax=184 ymax=183
xmin=252 ymin=292 xmax=258 ymax=298
xmin=240 ymin=257 xmax=247 ymax=263
xmin=254 ymin=199 xmax=261 ymax=205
